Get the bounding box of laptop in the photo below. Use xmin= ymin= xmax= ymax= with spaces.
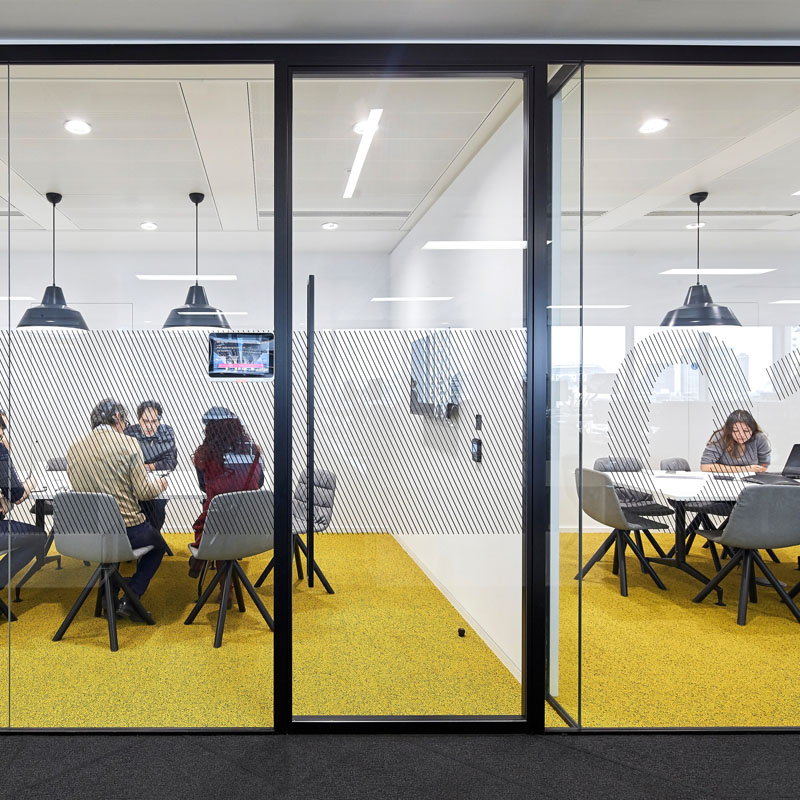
xmin=743 ymin=444 xmax=800 ymax=485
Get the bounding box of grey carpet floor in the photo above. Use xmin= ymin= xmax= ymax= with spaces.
xmin=1 ymin=732 xmax=798 ymax=800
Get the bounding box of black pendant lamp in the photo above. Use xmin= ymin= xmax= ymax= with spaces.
xmin=17 ymin=192 xmax=88 ymax=331
xmin=660 ymin=191 xmax=741 ymax=327
xmin=162 ymin=192 xmax=230 ymax=330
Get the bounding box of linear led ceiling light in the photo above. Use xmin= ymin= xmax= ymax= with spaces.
xmin=343 ymin=108 xmax=383 ymax=199
xmin=548 ymin=304 xmax=631 ymax=309
xmin=371 ymin=296 xmax=453 ymax=302
xmin=162 ymin=193 xmax=230 ymax=330
xmin=422 ymin=241 xmax=527 ymax=250
xmin=661 ymin=269 xmax=773 ymax=276
xmin=137 ymin=274 xmax=236 ymax=281
xmin=177 ymin=310 xmax=248 ymax=316
xmin=17 ymin=192 xmax=88 ymax=331
xmin=660 ymin=191 xmax=741 ymax=327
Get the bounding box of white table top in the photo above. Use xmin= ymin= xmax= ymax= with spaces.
xmin=608 ymin=469 xmax=751 ymax=502
xmin=28 ymin=466 xmax=205 ymax=502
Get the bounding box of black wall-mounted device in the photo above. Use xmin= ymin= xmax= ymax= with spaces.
xmin=471 ymin=438 xmax=482 ymax=462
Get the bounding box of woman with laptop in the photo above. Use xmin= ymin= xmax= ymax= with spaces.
xmin=700 ymin=410 xmax=771 ymax=473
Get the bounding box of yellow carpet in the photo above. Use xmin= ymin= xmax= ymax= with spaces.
xmin=4 ymin=532 xmax=521 ymax=728
xmin=552 ymin=531 xmax=800 ymax=728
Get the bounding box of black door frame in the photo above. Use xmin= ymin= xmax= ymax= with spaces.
xmin=2 ymin=44 xmax=800 ymax=734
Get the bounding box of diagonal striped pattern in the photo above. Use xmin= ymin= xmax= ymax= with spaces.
xmin=2 ymin=329 xmax=275 ymax=552
xmin=0 ymin=325 xmax=525 ymax=548
xmin=767 ymin=347 xmax=800 ymax=400
xmin=294 ymin=327 xmax=526 ymax=538
xmin=606 ymin=328 xmax=752 ymax=510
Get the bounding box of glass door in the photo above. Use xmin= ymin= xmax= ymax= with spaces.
xmin=291 ymin=72 xmax=527 ymax=719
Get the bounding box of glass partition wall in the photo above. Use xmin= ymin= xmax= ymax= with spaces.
xmin=291 ymin=74 xmax=527 ymax=719
xmin=550 ymin=63 xmax=800 ymax=728
xmin=0 ymin=63 xmax=9 ymax=727
xmin=4 ymin=50 xmax=800 ymax=732
xmin=5 ymin=64 xmax=275 ymax=728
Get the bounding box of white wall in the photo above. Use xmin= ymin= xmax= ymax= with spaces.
xmin=0 ymin=247 xmax=391 ymax=331
xmin=389 ymin=105 xmax=524 ymax=330
xmin=386 ymin=105 xmax=526 ymax=678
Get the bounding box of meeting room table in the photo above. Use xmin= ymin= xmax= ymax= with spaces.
xmin=607 ymin=469 xmax=754 ymax=601
xmin=11 ymin=466 xmax=206 ymax=602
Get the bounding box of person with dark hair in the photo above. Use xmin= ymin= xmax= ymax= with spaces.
xmin=124 ymin=400 xmax=177 ymax=533
xmin=0 ymin=409 xmax=46 ymax=597
xmin=0 ymin=410 xmax=10 ymax=452
xmin=190 ymin=407 xmax=264 ymax=602
xmin=701 ymin=409 xmax=771 ymax=473
xmin=67 ymin=398 xmax=168 ymax=620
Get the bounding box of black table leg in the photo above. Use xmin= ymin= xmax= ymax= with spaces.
xmin=14 ymin=499 xmax=62 ymax=602
xmin=649 ymin=500 xmax=724 ymax=604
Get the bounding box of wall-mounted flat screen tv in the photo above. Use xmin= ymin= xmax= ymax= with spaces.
xmin=410 ymin=332 xmax=459 ymax=419
xmin=208 ymin=332 xmax=274 ymax=380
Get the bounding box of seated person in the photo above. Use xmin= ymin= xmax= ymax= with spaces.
xmin=190 ymin=407 xmax=263 ymax=602
xmin=700 ymin=409 xmax=771 ymax=474
xmin=125 ymin=400 xmax=177 ymax=533
xmin=67 ymin=399 xmax=168 ymax=620
xmin=0 ymin=410 xmax=47 ymax=594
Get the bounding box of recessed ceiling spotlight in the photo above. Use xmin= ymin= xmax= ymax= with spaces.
xmin=321 ymin=222 xmax=339 ymax=230
xmin=64 ymin=119 xmax=92 ymax=135
xmin=639 ymin=118 xmax=669 ymax=134
xmin=140 ymin=221 xmax=158 ymax=231
xmin=792 ymin=190 xmax=800 ymax=196
xmin=685 ymin=222 xmax=705 ymax=229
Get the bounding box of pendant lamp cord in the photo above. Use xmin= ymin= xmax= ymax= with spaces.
xmin=696 ymin=199 xmax=701 ymax=286
xmin=195 ymin=200 xmax=199 ymax=286
xmin=52 ymin=199 xmax=56 ymax=286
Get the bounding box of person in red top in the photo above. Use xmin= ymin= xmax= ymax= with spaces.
xmin=189 ymin=407 xmax=264 ymax=593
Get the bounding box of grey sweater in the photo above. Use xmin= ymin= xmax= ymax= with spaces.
xmin=700 ymin=431 xmax=771 ymax=467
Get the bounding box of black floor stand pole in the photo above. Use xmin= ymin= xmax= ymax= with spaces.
xmin=305 ymin=275 xmax=334 ymax=595
xmin=307 ymin=275 xmax=315 ymax=588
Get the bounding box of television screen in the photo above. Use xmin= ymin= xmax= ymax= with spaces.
xmin=409 ymin=332 xmax=459 ymax=419
xmin=208 ymin=332 xmax=274 ymax=380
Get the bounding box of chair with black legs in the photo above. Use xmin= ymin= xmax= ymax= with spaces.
xmin=660 ymin=456 xmax=780 ymax=567
xmin=254 ymin=469 xmax=336 ymax=593
xmin=51 ymin=492 xmax=155 ymax=652
xmin=575 ymin=468 xmax=668 ymax=597
xmin=184 ymin=490 xmax=275 ymax=648
xmin=692 ymin=484 xmax=800 ymax=626
xmin=660 ymin=457 xmax=734 ymax=569
xmin=594 ymin=456 xmax=672 ymax=567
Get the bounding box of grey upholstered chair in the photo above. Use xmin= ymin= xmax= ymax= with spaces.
xmin=594 ymin=456 xmax=674 ymax=518
xmin=184 ymin=490 xmax=275 ymax=648
xmin=254 ymin=469 xmax=337 ymax=594
xmin=575 ymin=468 xmax=668 ymax=596
xmin=692 ymin=485 xmax=800 ymax=625
xmin=593 ymin=456 xmax=670 ymax=564
xmin=51 ymin=492 xmax=155 ymax=652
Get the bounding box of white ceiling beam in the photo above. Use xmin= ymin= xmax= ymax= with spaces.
xmin=586 ymin=106 xmax=800 ymax=232
xmin=180 ymin=80 xmax=258 ymax=232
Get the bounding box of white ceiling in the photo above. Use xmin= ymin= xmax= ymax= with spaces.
xmin=0 ymin=66 xmax=520 ymax=254
xmin=2 ymin=0 xmax=800 ymax=43
xmin=558 ymin=66 xmax=800 ymax=233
